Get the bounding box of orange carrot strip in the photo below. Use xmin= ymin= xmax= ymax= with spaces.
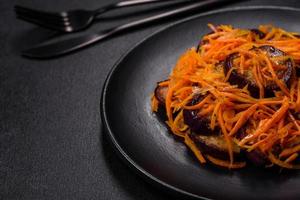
xmin=206 ymin=155 xmax=246 ymax=169
xmin=198 ymin=104 xmax=215 ymax=116
xmin=296 ymin=79 xmax=300 ymax=112
xmin=284 ymin=153 xmax=298 ymax=163
xmin=224 ymin=67 xmax=234 ymax=82
xmin=288 ymin=111 xmax=300 ymax=132
xmin=239 ymin=98 xmax=289 ymax=145
xmin=280 ymin=144 xmax=300 ymax=158
xmin=220 ymin=92 xmax=256 ymax=103
xmin=229 ymin=104 xmax=258 ymax=136
xmin=184 ymin=94 xmax=212 ymax=110
xmin=158 ymin=80 xmax=170 ymax=87
xmin=208 ymin=23 xmax=218 ymax=33
xmin=261 ymin=53 xmax=290 ymax=96
xmin=210 ymin=102 xmax=221 ymax=130
xmin=184 ymin=134 xmax=206 ymax=163
xmin=217 ymin=108 xmax=233 ymax=165
xmin=252 ymin=61 xmax=264 ymax=98
xmin=269 ymin=152 xmax=300 ymax=169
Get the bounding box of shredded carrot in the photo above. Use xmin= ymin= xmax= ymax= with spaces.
xmin=210 ymin=102 xmax=221 ymax=130
xmin=288 ymin=112 xmax=300 ymax=132
xmin=151 ymin=24 xmax=300 ymax=169
xmin=184 ymin=94 xmax=212 ymax=110
xmin=285 ymin=153 xmax=298 ymax=163
xmin=280 ymin=144 xmax=300 ymax=158
xmin=239 ymin=98 xmax=289 ymax=145
xmin=229 ymin=104 xmax=258 ymax=136
xmin=269 ymin=152 xmax=300 ymax=169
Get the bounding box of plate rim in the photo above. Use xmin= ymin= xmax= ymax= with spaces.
xmin=101 ymin=5 xmax=300 ymax=199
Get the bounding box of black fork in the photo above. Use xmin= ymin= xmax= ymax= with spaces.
xmin=15 ymin=0 xmax=195 ymax=32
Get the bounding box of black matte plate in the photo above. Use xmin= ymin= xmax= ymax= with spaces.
xmin=101 ymin=6 xmax=300 ymax=200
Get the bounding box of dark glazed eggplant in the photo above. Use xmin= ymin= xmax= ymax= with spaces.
xmin=237 ymin=126 xmax=268 ymax=166
xmin=154 ymin=81 xmax=168 ymax=105
xmin=224 ymin=45 xmax=293 ymax=98
xmin=295 ymin=35 xmax=300 ymax=77
xmin=183 ymin=94 xmax=219 ymax=135
xmin=154 ymin=86 xmax=238 ymax=160
xmin=183 ymin=95 xmax=243 ymax=161
xmin=245 ymin=150 xmax=268 ymax=166
xmin=196 ymin=31 xmax=214 ymax=52
xmin=189 ymin=132 xmax=241 ymax=161
xmin=296 ymin=65 xmax=300 ymax=77
xmin=153 ymin=82 xmax=169 ymax=121
xmin=250 ymin=29 xmax=265 ymax=39
xmin=154 ymin=83 xmax=223 ymax=155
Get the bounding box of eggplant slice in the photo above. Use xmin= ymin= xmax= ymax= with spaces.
xmin=224 ymin=45 xmax=293 ymax=98
xmin=245 ymin=150 xmax=268 ymax=166
xmin=236 ymin=125 xmax=268 ymax=166
xmin=154 ymin=81 xmax=169 ymax=105
xmin=155 ymin=87 xmax=217 ymax=135
xmin=250 ymin=29 xmax=266 ymax=39
xmin=183 ymin=94 xmax=220 ymax=135
xmin=154 ymin=84 xmax=241 ymax=161
xmin=189 ymin=132 xmax=242 ymax=161
xmin=153 ymin=82 xmax=169 ymax=121
xmin=182 ymin=94 xmax=244 ymax=161
xmin=196 ymin=31 xmax=214 ymax=52
xmin=183 ymin=95 xmax=242 ymax=161
xmin=296 ymin=65 xmax=300 ymax=77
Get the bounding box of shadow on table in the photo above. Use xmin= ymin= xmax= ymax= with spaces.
xmin=11 ymin=27 xmax=61 ymax=53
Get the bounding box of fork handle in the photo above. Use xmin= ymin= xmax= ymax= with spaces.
xmin=94 ymin=0 xmax=194 ymax=15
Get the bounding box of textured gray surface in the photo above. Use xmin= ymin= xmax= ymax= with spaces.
xmin=0 ymin=0 xmax=299 ymax=200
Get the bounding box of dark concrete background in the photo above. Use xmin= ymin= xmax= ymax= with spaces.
xmin=0 ymin=0 xmax=299 ymax=199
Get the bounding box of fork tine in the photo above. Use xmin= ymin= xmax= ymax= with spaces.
xmin=16 ymin=10 xmax=70 ymax=26
xmin=16 ymin=14 xmax=69 ymax=32
xmin=14 ymin=5 xmax=66 ymax=20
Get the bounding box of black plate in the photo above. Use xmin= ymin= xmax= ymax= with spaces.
xmin=101 ymin=6 xmax=300 ymax=200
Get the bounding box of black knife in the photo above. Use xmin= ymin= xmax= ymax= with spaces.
xmin=22 ymin=0 xmax=235 ymax=59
